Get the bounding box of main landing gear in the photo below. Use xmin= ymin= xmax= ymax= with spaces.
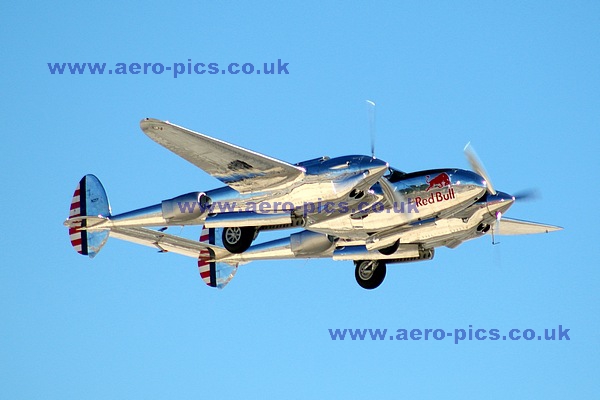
xmin=354 ymin=260 xmax=387 ymax=290
xmin=222 ymin=226 xmax=257 ymax=253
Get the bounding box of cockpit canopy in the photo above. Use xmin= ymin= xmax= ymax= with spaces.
xmin=295 ymin=156 xmax=330 ymax=168
xmin=384 ymin=167 xmax=406 ymax=183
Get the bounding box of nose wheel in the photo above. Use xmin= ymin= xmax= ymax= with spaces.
xmin=354 ymin=260 xmax=386 ymax=289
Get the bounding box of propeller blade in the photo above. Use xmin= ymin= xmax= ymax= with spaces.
xmin=464 ymin=142 xmax=496 ymax=195
xmin=513 ymin=189 xmax=539 ymax=202
xmin=366 ymin=100 xmax=376 ymax=158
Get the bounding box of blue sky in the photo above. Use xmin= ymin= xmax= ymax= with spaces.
xmin=2 ymin=1 xmax=599 ymax=398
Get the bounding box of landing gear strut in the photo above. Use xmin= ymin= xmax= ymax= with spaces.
xmin=354 ymin=260 xmax=387 ymax=290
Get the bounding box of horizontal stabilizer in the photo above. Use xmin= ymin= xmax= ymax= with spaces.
xmin=495 ymin=217 xmax=563 ymax=235
xmin=109 ymin=225 xmax=238 ymax=288
xmin=109 ymin=226 xmax=230 ymax=259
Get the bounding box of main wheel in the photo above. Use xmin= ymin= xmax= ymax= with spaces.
xmin=222 ymin=226 xmax=256 ymax=253
xmin=378 ymin=240 xmax=399 ymax=255
xmin=354 ymin=260 xmax=386 ymax=290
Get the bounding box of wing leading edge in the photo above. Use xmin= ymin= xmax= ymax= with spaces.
xmin=495 ymin=217 xmax=563 ymax=235
xmin=140 ymin=118 xmax=304 ymax=194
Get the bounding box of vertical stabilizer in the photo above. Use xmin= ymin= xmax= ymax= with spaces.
xmin=198 ymin=226 xmax=238 ymax=288
xmin=67 ymin=175 xmax=111 ymax=258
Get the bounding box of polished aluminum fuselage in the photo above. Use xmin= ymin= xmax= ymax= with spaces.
xmin=100 ymin=154 xmax=504 ymax=250
xmin=306 ymin=168 xmax=487 ymax=239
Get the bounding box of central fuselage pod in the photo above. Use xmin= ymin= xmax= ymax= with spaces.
xmin=308 ymin=168 xmax=487 ymax=239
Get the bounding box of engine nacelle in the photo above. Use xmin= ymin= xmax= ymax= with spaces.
xmin=290 ymin=230 xmax=335 ymax=256
xmin=334 ymin=244 xmax=434 ymax=262
xmin=104 ymin=192 xmax=212 ymax=228
xmin=161 ymin=192 xmax=211 ymax=222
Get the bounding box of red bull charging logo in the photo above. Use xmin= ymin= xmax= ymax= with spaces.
xmin=415 ymin=172 xmax=455 ymax=207
xmin=425 ymin=172 xmax=451 ymax=191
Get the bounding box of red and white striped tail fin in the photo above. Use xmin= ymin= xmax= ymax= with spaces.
xmin=198 ymin=226 xmax=238 ymax=289
xmin=66 ymin=175 xmax=111 ymax=258
xmin=69 ymin=181 xmax=85 ymax=254
xmin=198 ymin=226 xmax=216 ymax=286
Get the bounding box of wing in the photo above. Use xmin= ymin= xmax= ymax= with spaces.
xmin=140 ymin=118 xmax=304 ymax=194
xmin=495 ymin=218 xmax=563 ymax=235
xmin=110 ymin=226 xmax=230 ymax=259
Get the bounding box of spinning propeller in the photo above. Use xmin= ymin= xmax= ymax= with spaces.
xmin=366 ymin=100 xmax=377 ymax=158
xmin=464 ymin=142 xmax=496 ymax=195
xmin=463 ymin=143 xmax=538 ymax=244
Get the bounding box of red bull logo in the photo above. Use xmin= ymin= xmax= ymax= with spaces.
xmin=414 ymin=188 xmax=456 ymax=206
xmin=426 ymin=172 xmax=451 ymax=191
xmin=414 ymin=172 xmax=455 ymax=207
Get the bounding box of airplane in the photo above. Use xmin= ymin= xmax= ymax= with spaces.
xmin=65 ymin=118 xmax=562 ymax=289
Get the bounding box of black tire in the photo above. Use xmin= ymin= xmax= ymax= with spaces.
xmin=354 ymin=260 xmax=386 ymax=290
xmin=222 ymin=226 xmax=256 ymax=253
xmin=378 ymin=240 xmax=399 ymax=256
